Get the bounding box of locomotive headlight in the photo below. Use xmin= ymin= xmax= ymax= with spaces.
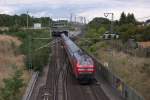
xmin=87 ymin=69 xmax=94 ymax=71
xmin=78 ymin=68 xmax=94 ymax=71
xmin=78 ymin=68 xmax=85 ymax=71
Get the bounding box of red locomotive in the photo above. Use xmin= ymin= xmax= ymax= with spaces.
xmin=61 ymin=34 xmax=95 ymax=83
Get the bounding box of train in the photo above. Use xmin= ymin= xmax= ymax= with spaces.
xmin=61 ymin=34 xmax=95 ymax=83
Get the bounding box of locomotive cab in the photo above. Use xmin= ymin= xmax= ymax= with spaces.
xmin=61 ymin=33 xmax=95 ymax=84
xmin=74 ymin=53 xmax=95 ymax=82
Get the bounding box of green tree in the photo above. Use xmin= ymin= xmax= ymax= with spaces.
xmin=88 ymin=17 xmax=110 ymax=30
xmin=141 ymin=26 xmax=150 ymax=41
xmin=0 ymin=14 xmax=52 ymax=27
xmin=98 ymin=27 xmax=106 ymax=35
xmin=85 ymin=28 xmax=97 ymax=38
xmin=119 ymin=12 xmax=127 ymax=24
xmin=118 ymin=24 xmax=136 ymax=42
xmin=0 ymin=69 xmax=24 ymax=100
xmin=126 ymin=13 xmax=136 ymax=24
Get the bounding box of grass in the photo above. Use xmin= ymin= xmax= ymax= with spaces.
xmin=0 ymin=35 xmax=31 ymax=100
xmin=97 ymin=44 xmax=150 ymax=100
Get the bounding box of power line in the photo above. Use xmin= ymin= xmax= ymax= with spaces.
xmin=137 ymin=16 xmax=150 ymax=20
xmin=34 ymin=38 xmax=62 ymax=51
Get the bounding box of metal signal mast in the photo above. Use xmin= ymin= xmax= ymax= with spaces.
xmin=104 ymin=13 xmax=114 ymax=34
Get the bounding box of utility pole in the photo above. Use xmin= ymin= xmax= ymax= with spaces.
xmin=28 ymin=32 xmax=32 ymax=70
xmin=104 ymin=13 xmax=114 ymax=34
xmin=49 ymin=16 xmax=51 ymax=27
xmin=70 ymin=13 xmax=73 ymax=23
xmin=26 ymin=11 xmax=32 ymax=70
xmin=81 ymin=16 xmax=84 ymax=24
xmin=79 ymin=16 xmax=82 ymax=24
xmin=84 ymin=17 xmax=86 ymax=24
xmin=27 ymin=11 xmax=29 ymax=29
xmin=49 ymin=16 xmax=52 ymax=37
xmin=75 ymin=16 xmax=77 ymax=24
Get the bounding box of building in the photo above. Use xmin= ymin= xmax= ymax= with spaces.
xmin=34 ymin=23 xmax=41 ymax=29
xmin=137 ymin=41 xmax=150 ymax=57
xmin=102 ymin=31 xmax=119 ymax=40
xmin=145 ymin=19 xmax=150 ymax=26
xmin=137 ymin=41 xmax=150 ymax=48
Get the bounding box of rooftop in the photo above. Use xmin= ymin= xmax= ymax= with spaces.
xmin=137 ymin=41 xmax=150 ymax=48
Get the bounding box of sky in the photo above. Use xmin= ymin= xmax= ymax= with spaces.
xmin=0 ymin=0 xmax=150 ymax=21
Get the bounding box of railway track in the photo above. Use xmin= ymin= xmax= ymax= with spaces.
xmin=37 ymin=37 xmax=68 ymax=100
xmin=36 ymin=37 xmax=110 ymax=100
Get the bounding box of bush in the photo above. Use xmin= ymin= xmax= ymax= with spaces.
xmin=9 ymin=26 xmax=20 ymax=32
xmin=88 ymin=44 xmax=97 ymax=54
xmin=3 ymin=29 xmax=51 ymax=72
xmin=0 ymin=69 xmax=24 ymax=100
xmin=25 ymin=29 xmax=51 ymax=71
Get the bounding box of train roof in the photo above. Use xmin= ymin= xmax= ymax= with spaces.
xmin=61 ymin=34 xmax=93 ymax=65
xmin=74 ymin=52 xmax=93 ymax=65
xmin=61 ymin=34 xmax=94 ymax=66
xmin=61 ymin=34 xmax=81 ymax=53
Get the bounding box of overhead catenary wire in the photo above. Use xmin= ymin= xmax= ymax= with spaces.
xmin=34 ymin=38 xmax=62 ymax=51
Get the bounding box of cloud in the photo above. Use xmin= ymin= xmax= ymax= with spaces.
xmin=77 ymin=0 xmax=150 ymax=21
xmin=0 ymin=0 xmax=150 ymax=21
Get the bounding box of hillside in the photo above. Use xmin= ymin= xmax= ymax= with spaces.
xmin=76 ymin=16 xmax=150 ymax=100
xmin=77 ymin=39 xmax=150 ymax=100
xmin=96 ymin=42 xmax=150 ymax=100
xmin=0 ymin=35 xmax=31 ymax=98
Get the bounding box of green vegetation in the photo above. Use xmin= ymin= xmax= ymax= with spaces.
xmin=85 ymin=17 xmax=109 ymax=39
xmin=83 ymin=12 xmax=150 ymax=43
xmin=119 ymin=12 xmax=136 ymax=25
xmin=0 ymin=68 xmax=24 ymax=100
xmin=116 ymin=12 xmax=150 ymax=41
xmin=0 ymin=14 xmax=52 ymax=27
xmin=0 ymin=14 xmax=52 ymax=100
xmin=30 ymin=29 xmax=51 ymax=71
xmin=0 ymin=29 xmax=51 ymax=71
xmin=77 ymin=12 xmax=150 ymax=100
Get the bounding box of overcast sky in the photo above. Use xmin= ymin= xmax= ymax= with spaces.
xmin=0 ymin=0 xmax=150 ymax=21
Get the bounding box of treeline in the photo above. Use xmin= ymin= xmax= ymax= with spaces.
xmin=116 ymin=12 xmax=150 ymax=41
xmin=85 ymin=12 xmax=150 ymax=42
xmin=119 ymin=12 xmax=136 ymax=25
xmin=0 ymin=14 xmax=52 ymax=27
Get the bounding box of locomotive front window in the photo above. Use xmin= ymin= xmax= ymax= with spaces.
xmin=79 ymin=58 xmax=93 ymax=66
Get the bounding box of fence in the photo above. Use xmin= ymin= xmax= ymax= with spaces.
xmin=81 ymin=48 xmax=145 ymax=100
xmin=22 ymin=71 xmax=39 ymax=100
xmin=106 ymin=40 xmax=150 ymax=57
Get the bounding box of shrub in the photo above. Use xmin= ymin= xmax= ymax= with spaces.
xmin=0 ymin=69 xmax=24 ymax=100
